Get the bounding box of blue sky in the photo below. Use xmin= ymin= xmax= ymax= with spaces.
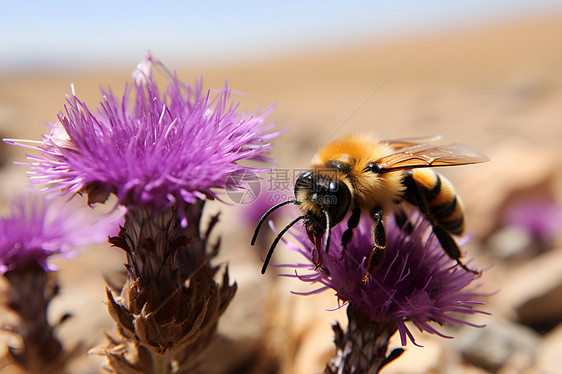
xmin=1 ymin=1 xmax=560 ymax=72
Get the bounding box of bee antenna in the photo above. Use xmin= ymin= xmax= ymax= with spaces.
xmin=261 ymin=215 xmax=305 ymax=274
xmin=251 ymin=199 xmax=298 ymax=246
xmin=323 ymin=210 xmax=331 ymax=254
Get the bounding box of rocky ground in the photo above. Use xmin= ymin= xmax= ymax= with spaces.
xmin=0 ymin=14 xmax=561 ymax=374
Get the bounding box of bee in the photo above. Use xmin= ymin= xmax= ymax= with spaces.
xmin=251 ymin=133 xmax=489 ymax=278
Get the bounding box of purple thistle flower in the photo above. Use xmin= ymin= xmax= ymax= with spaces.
xmin=279 ymin=211 xmax=487 ymax=346
xmin=16 ymin=56 xmax=278 ymax=224
xmin=503 ymin=198 xmax=562 ymax=241
xmin=4 ymin=56 xmax=280 ymax=372
xmin=0 ymin=194 xmax=122 ymax=274
xmin=0 ymin=193 xmax=122 ymax=372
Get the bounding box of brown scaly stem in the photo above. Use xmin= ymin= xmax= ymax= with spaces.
xmin=325 ymin=303 xmax=404 ymax=374
xmin=92 ymin=199 xmax=237 ymax=373
xmin=2 ymin=261 xmax=76 ymax=374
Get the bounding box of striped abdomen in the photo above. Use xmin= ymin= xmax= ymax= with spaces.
xmin=405 ymin=169 xmax=465 ymax=235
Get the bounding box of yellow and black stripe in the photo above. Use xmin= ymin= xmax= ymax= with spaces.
xmin=405 ymin=168 xmax=465 ymax=236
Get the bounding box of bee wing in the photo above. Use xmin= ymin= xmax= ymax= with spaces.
xmin=383 ymin=135 xmax=442 ymax=150
xmin=376 ymin=143 xmax=489 ymax=172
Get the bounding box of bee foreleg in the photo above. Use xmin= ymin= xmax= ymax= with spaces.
xmin=370 ymin=206 xmax=386 ymax=249
xmin=364 ymin=207 xmax=386 ymax=281
xmin=340 ymin=208 xmax=361 ymax=260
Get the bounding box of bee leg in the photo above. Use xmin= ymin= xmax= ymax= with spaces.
xmin=370 ymin=206 xmax=387 ymax=251
xmin=403 ymin=173 xmax=478 ymax=274
xmin=364 ymin=207 xmax=386 ymax=282
xmin=402 ymin=171 xmax=434 ymax=222
xmin=394 ymin=208 xmax=414 ymax=234
xmin=340 ymin=208 xmax=361 ymax=260
xmin=432 ymin=225 xmax=477 ymax=274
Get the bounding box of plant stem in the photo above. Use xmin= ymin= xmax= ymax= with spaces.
xmin=3 ymin=262 xmax=66 ymax=374
xmin=325 ymin=303 xmax=403 ymax=374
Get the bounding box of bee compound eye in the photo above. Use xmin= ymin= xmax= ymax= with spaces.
xmin=327 ymin=181 xmax=351 ymax=226
xmin=295 ymin=170 xmax=312 ymax=185
xmin=294 ymin=170 xmax=313 ymax=194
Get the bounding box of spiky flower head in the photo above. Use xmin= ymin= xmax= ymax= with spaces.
xmin=0 ymin=194 xmax=122 ymax=274
xmin=19 ymin=55 xmax=278 ymax=224
xmin=281 ymin=211 xmax=487 ymax=345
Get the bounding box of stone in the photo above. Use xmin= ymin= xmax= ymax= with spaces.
xmin=493 ymin=248 xmax=562 ymax=332
xmin=534 ymin=323 xmax=562 ymax=374
xmin=487 ymin=225 xmax=533 ymax=260
xmin=453 ymin=317 xmax=540 ymax=372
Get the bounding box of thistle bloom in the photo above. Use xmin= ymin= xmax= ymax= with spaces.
xmin=282 ymin=212 xmax=486 ymax=345
xmin=0 ymin=194 xmax=121 ymax=274
xmin=504 ymin=199 xmax=562 ymax=243
xmin=21 ymin=56 xmax=277 ymax=223
xmin=8 ymin=55 xmax=280 ymax=373
xmin=279 ymin=210 xmax=487 ymax=372
xmin=0 ymin=194 xmax=122 ymax=374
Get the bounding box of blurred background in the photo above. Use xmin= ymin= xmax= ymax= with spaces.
xmin=1 ymin=1 xmax=562 ymax=373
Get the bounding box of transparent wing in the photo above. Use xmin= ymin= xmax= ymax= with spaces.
xmin=375 ymin=143 xmax=489 ymax=172
xmin=383 ymin=135 xmax=442 ymax=150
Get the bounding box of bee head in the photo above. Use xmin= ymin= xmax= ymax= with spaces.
xmin=294 ymin=170 xmax=351 ymax=232
xmin=252 ymin=169 xmax=351 ymax=275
